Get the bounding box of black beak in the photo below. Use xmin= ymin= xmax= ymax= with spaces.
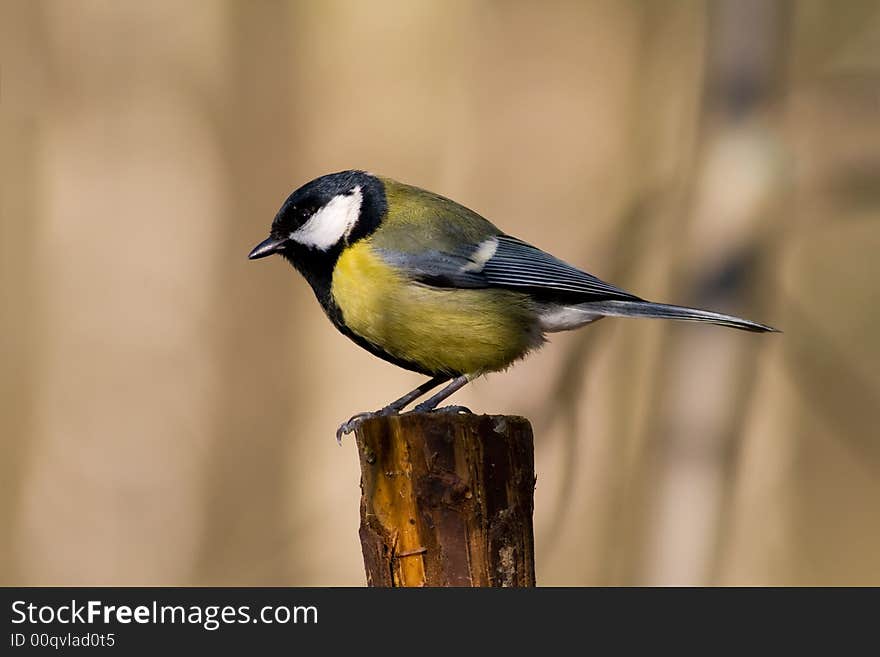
xmin=248 ymin=235 xmax=288 ymax=260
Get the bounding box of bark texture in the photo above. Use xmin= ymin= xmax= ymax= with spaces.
xmin=355 ymin=413 xmax=536 ymax=587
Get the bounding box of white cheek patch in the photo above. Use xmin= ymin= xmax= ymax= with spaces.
xmin=461 ymin=237 xmax=499 ymax=272
xmin=290 ymin=185 xmax=363 ymax=250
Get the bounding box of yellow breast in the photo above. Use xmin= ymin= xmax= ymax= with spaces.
xmin=330 ymin=240 xmax=541 ymax=375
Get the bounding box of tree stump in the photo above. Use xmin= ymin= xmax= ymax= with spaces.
xmin=354 ymin=412 xmax=536 ymax=587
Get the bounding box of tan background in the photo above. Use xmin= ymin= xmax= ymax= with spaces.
xmin=2 ymin=0 xmax=879 ymax=586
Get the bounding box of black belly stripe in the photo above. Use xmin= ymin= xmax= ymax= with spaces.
xmin=283 ymin=245 xmax=445 ymax=377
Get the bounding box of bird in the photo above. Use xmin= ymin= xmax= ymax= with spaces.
xmin=248 ymin=170 xmax=778 ymax=442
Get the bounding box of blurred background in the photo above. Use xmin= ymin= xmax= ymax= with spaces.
xmin=2 ymin=0 xmax=879 ymax=586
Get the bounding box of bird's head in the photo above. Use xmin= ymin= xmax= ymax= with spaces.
xmin=248 ymin=170 xmax=386 ymax=260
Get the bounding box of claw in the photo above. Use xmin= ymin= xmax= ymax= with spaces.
xmin=438 ymin=405 xmax=473 ymax=415
xmin=335 ymin=408 xmax=399 ymax=445
xmin=412 ymin=402 xmax=474 ymax=415
xmin=336 ymin=412 xmax=371 ymax=445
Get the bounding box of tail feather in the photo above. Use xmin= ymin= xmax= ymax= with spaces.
xmin=593 ymin=300 xmax=779 ymax=333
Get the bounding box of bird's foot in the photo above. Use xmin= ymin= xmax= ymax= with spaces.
xmin=335 ymin=407 xmax=399 ymax=445
xmin=411 ymin=403 xmax=474 ymax=415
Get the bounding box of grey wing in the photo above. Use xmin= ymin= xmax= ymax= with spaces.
xmin=377 ymin=235 xmax=640 ymax=302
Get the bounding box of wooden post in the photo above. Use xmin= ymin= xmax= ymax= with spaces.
xmin=354 ymin=412 xmax=536 ymax=587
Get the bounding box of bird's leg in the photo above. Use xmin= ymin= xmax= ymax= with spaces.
xmin=336 ymin=375 xmax=448 ymax=444
xmin=384 ymin=375 xmax=451 ymax=414
xmin=412 ymin=374 xmax=473 ymax=413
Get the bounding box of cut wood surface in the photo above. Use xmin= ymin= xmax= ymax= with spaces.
xmin=354 ymin=412 xmax=536 ymax=587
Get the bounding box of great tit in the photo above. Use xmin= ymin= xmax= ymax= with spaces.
xmin=249 ymin=170 xmax=777 ymax=441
